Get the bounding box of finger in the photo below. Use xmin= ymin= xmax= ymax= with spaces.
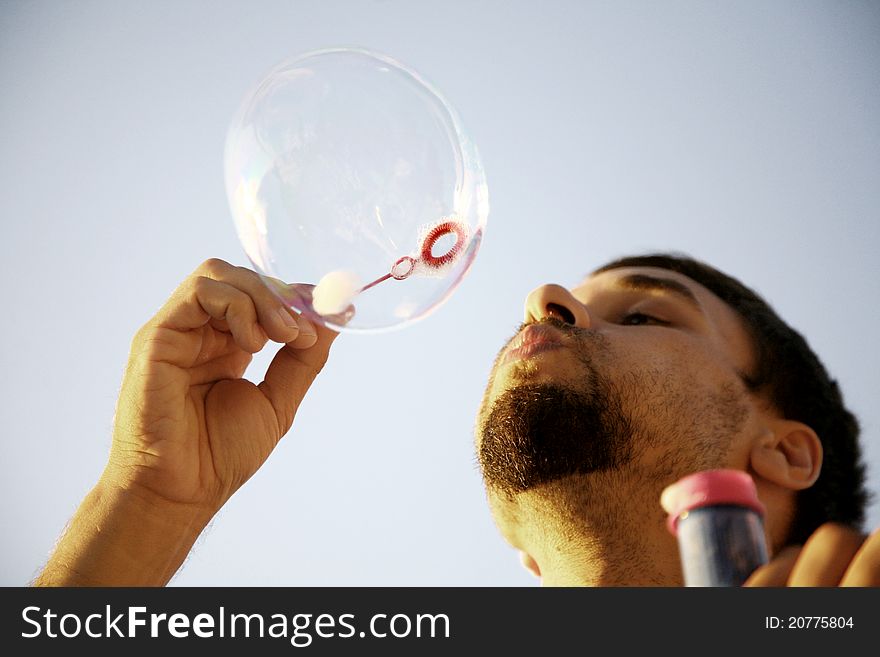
xmin=743 ymin=546 xmax=801 ymax=587
xmin=166 ymin=276 xmax=266 ymax=353
xmin=787 ymin=523 xmax=865 ymax=586
xmin=258 ymin=324 xmax=341 ymax=432
xmin=286 ymin=312 xmax=318 ymax=349
xmin=143 ymin=277 xmax=266 ymax=366
xmin=263 ymin=278 xmax=319 ymax=348
xmin=209 ymin=316 xmax=231 ymax=334
xmin=840 ymin=528 xmax=880 ymax=586
xmin=201 ymin=262 xmax=304 ymax=344
xmin=189 ymin=350 xmax=253 ymax=386
xmin=157 ymin=259 xmax=299 ymax=344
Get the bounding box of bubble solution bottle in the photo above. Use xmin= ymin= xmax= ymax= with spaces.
xmin=661 ymin=469 xmax=769 ymax=587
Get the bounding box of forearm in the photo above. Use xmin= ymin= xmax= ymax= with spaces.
xmin=33 ymin=477 xmax=213 ymax=587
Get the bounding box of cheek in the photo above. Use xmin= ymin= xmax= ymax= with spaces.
xmin=605 ymin=335 xmax=739 ymax=418
xmin=614 ymin=337 xmax=754 ymax=458
xmin=617 ymin=331 xmax=733 ymax=381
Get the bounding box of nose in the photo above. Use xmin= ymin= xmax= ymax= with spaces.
xmin=523 ymin=284 xmax=591 ymax=328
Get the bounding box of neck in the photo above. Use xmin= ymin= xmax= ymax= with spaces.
xmin=500 ymin=471 xmax=684 ymax=586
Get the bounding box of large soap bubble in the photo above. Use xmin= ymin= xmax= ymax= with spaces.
xmin=224 ymin=48 xmax=489 ymax=332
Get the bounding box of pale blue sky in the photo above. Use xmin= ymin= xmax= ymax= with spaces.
xmin=1 ymin=0 xmax=878 ymax=585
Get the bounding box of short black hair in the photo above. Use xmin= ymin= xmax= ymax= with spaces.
xmin=594 ymin=253 xmax=869 ymax=545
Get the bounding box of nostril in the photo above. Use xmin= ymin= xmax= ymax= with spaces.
xmin=546 ymin=303 xmax=576 ymax=325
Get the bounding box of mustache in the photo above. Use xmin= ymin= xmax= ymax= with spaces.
xmin=516 ymin=315 xmax=581 ymax=338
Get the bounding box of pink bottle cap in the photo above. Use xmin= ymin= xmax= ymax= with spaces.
xmin=660 ymin=469 xmax=766 ymax=536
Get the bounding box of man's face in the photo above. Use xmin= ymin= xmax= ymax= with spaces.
xmin=476 ymin=265 xmax=761 ymax=506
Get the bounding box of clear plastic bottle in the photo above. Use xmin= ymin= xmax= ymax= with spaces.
xmin=661 ymin=469 xmax=769 ymax=586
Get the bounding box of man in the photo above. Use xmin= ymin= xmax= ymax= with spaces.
xmin=34 ymin=255 xmax=877 ymax=586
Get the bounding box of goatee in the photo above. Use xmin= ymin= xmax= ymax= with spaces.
xmin=478 ymin=381 xmax=634 ymax=496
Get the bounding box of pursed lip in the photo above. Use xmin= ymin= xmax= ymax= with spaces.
xmin=500 ymin=324 xmax=565 ymax=366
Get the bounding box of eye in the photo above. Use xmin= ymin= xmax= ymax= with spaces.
xmin=620 ymin=312 xmax=669 ymax=326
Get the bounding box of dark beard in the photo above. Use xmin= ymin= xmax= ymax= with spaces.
xmin=478 ymin=381 xmax=635 ymax=496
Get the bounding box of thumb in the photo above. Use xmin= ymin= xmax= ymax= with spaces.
xmin=258 ymin=323 xmax=340 ymax=434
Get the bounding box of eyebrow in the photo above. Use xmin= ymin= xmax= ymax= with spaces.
xmin=615 ymin=274 xmax=703 ymax=312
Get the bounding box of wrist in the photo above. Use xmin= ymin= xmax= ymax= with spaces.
xmin=99 ymin=469 xmax=220 ymax=532
xmin=35 ymin=476 xmax=214 ymax=586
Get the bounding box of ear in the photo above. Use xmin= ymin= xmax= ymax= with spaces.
xmin=519 ymin=551 xmax=541 ymax=578
xmin=749 ymin=419 xmax=823 ymax=491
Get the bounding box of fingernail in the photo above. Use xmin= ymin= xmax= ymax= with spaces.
xmin=277 ymin=307 xmax=299 ymax=330
xmin=297 ymin=319 xmax=318 ymax=343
